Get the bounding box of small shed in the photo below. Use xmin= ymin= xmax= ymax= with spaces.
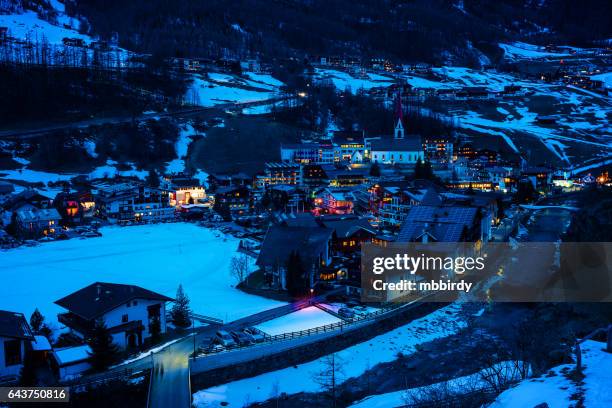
xmin=53 ymin=345 xmax=92 ymax=381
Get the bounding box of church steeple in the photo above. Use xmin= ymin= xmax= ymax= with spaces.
xmin=394 ymin=91 xmax=404 ymax=140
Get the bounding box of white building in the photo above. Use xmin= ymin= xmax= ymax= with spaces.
xmin=0 ymin=310 xmax=34 ymax=381
xmin=56 ymin=283 xmax=172 ymax=349
xmin=369 ymin=118 xmax=424 ymax=165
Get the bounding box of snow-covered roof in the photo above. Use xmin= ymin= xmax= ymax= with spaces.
xmin=54 ymin=345 xmax=91 ymax=366
xmin=31 ymin=335 xmax=52 ymax=351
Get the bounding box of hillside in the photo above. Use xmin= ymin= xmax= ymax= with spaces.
xmin=64 ymin=0 xmax=611 ymax=66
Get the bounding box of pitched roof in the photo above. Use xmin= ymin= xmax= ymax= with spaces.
xmin=2 ymin=189 xmax=51 ymax=211
xmin=420 ymin=188 xmax=443 ymax=206
xmin=320 ymin=215 xmax=376 ymax=237
xmin=370 ymin=137 xmax=421 ymax=152
xmin=397 ymin=205 xmax=477 ymax=242
xmin=16 ymin=207 xmax=61 ymax=222
xmin=0 ymin=310 xmax=34 ymax=340
xmin=55 ymin=282 xmax=173 ymax=321
xmin=256 ymin=225 xmax=333 ymax=267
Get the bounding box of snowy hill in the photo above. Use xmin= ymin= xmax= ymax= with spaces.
xmin=491 ymin=340 xmax=612 ymax=408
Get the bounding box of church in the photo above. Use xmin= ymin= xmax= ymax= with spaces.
xmin=368 ymin=95 xmax=424 ymax=165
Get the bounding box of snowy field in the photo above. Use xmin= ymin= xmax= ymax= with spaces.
xmin=185 ymin=73 xmax=282 ymax=107
xmin=1 ymin=223 xmax=284 ymax=328
xmin=192 ymin=303 xmax=466 ymax=408
xmin=491 ymin=340 xmax=611 ymax=408
xmin=254 ymin=306 xmax=342 ymax=336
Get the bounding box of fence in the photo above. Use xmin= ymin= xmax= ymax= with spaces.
xmin=196 ymin=295 xmax=431 ymax=357
xmin=61 ymin=367 xmax=150 ymax=389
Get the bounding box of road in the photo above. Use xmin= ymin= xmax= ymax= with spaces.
xmin=145 ymin=293 xmax=332 ymax=408
xmin=0 ymin=96 xmax=292 ymax=140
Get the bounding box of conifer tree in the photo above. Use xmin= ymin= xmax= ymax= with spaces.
xmin=30 ymin=308 xmax=44 ymax=333
xmin=88 ymin=320 xmax=120 ymax=371
xmin=170 ymin=284 xmax=191 ymax=329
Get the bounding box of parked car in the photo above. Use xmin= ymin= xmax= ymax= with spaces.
xmin=243 ymin=327 xmax=265 ymax=343
xmin=215 ymin=330 xmax=236 ymax=347
xmin=338 ymin=307 xmax=356 ymax=319
xmin=231 ymin=331 xmax=252 ymax=346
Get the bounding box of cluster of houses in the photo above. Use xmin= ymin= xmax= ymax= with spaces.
xmin=0 ymin=174 xmax=216 ymax=244
xmin=3 ymin=95 xmax=604 ymax=248
xmin=0 ymin=282 xmax=172 ymax=384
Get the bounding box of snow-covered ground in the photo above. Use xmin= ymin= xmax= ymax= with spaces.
xmin=165 ymin=123 xmax=199 ymax=174
xmin=498 ymin=42 xmax=574 ymax=61
xmin=0 ymin=159 xmax=149 ymax=191
xmin=0 ymin=10 xmax=89 ymax=46
xmin=314 ymin=68 xmax=394 ymax=93
xmin=1 ymin=223 xmax=284 ymax=329
xmin=590 ymin=72 xmax=612 ymax=90
xmin=351 ymin=360 xmax=528 ymax=408
xmin=254 ymin=306 xmax=342 ymax=336
xmin=0 ymin=3 xmax=132 ymax=67
xmin=185 ymin=73 xmax=282 ymax=107
xmin=491 ymin=340 xmax=611 ymax=408
xmin=192 ymin=303 xmax=466 ymax=408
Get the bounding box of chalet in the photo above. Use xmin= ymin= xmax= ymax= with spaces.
xmin=313 ymin=188 xmax=355 ymax=215
xmin=212 ymin=185 xmax=251 ymax=219
xmin=95 ymin=183 xmax=174 ymax=224
xmin=16 ymin=207 xmax=61 ymax=238
xmin=256 ymin=225 xmax=333 ymax=289
xmin=56 ymin=283 xmax=172 ymax=349
xmin=267 ymin=185 xmax=308 ymax=213
xmin=255 ymin=163 xmax=301 ymax=188
xmin=0 ymin=310 xmax=34 ymax=382
xmin=53 ymin=190 xmax=95 ymax=224
xmin=164 ymin=175 xmax=206 ymax=207
xmin=207 ymin=172 xmax=252 ymax=191
xmin=2 ymin=190 xmax=52 ymax=215
xmin=376 ymin=186 xmax=440 ymax=228
xmin=301 ymin=164 xmax=329 ymax=189
xmin=397 ymin=205 xmax=481 ymax=243
xmin=319 ymin=215 xmax=376 ymax=253
xmin=325 ymin=166 xmax=370 ymax=187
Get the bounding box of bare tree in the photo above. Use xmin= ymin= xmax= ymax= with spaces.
xmin=312 ymin=353 xmax=346 ymax=408
xmin=230 ymin=253 xmax=251 ymax=285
